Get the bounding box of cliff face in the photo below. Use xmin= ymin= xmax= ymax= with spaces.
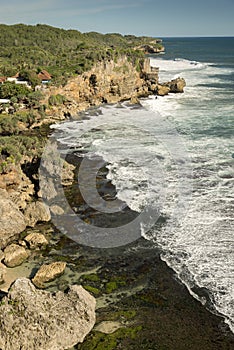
xmin=46 ymin=56 xmax=158 ymax=119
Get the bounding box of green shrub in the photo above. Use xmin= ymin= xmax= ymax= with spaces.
xmin=48 ymin=94 xmax=67 ymax=106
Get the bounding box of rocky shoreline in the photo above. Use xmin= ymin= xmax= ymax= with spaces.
xmin=1 ymin=57 xmax=233 ymax=349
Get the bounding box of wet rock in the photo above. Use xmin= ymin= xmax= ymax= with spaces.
xmin=0 ymin=195 xmax=27 ymax=249
xmin=24 ymin=232 xmax=48 ymax=250
xmin=3 ymin=243 xmax=29 ymax=268
xmin=32 ymin=261 xmax=66 ymax=288
xmin=24 ymin=200 xmax=51 ymax=227
xmin=0 ymin=278 xmax=96 ymax=350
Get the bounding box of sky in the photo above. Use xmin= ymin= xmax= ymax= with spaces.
xmin=0 ymin=0 xmax=233 ymax=37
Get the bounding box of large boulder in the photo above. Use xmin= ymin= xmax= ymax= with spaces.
xmin=3 ymin=243 xmax=29 ymax=268
xmin=0 ymin=191 xmax=27 ymax=249
xmin=32 ymin=261 xmax=66 ymax=288
xmin=0 ymin=278 xmax=96 ymax=350
xmin=24 ymin=200 xmax=51 ymax=227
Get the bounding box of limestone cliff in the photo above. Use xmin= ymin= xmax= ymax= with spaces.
xmin=45 ymin=56 xmax=158 ymax=120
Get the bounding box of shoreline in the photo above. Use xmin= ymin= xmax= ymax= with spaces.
xmin=1 ymin=101 xmax=234 ymax=348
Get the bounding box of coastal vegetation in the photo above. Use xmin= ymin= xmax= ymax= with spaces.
xmin=0 ymin=23 xmax=162 ymax=83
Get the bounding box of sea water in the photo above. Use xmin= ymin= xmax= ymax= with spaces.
xmin=51 ymin=37 xmax=234 ymax=332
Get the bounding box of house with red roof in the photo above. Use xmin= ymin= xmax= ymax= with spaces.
xmin=37 ymin=70 xmax=52 ymax=84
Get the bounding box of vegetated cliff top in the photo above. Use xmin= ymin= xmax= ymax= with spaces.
xmin=0 ymin=23 xmax=162 ymax=81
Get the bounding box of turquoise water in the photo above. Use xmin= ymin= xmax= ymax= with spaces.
xmin=51 ymin=37 xmax=234 ymax=332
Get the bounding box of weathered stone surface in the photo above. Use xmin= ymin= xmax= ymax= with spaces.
xmin=24 ymin=232 xmax=48 ymax=250
xmin=45 ymin=56 xmax=153 ymax=119
xmin=157 ymin=84 xmax=170 ymax=96
xmin=32 ymin=261 xmax=66 ymax=288
xmin=129 ymin=95 xmax=140 ymax=105
xmin=169 ymin=77 xmax=186 ymax=93
xmin=163 ymin=77 xmax=186 ymax=93
xmin=0 ymin=263 xmax=6 ymax=284
xmin=0 ymin=278 xmax=96 ymax=350
xmin=0 ymin=167 xmax=34 ymax=210
xmin=24 ymin=200 xmax=51 ymax=227
xmin=0 ymin=195 xmax=26 ymax=249
xmin=3 ymin=243 xmax=29 ymax=268
xmin=0 ymin=249 xmax=4 ymax=261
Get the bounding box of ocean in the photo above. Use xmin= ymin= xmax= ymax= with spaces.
xmin=49 ymin=37 xmax=234 ymax=332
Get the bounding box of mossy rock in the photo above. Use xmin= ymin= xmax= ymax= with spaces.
xmin=82 ymin=274 xmax=100 ymax=282
xmin=83 ymin=285 xmax=101 ymax=296
xmin=78 ymin=326 xmax=142 ymax=350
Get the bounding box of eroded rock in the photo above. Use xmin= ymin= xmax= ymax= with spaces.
xmin=0 ymin=278 xmax=96 ymax=350
xmin=24 ymin=201 xmax=51 ymax=227
xmin=157 ymin=84 xmax=170 ymax=96
xmin=3 ymin=243 xmax=29 ymax=268
xmin=24 ymin=232 xmax=48 ymax=250
xmin=32 ymin=261 xmax=66 ymax=288
xmin=0 ymin=195 xmax=26 ymax=249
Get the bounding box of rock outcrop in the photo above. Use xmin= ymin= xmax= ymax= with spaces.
xmin=158 ymin=77 xmax=186 ymax=95
xmin=24 ymin=200 xmax=51 ymax=227
xmin=32 ymin=261 xmax=66 ymax=288
xmin=0 ymin=191 xmax=27 ymax=249
xmin=0 ymin=278 xmax=96 ymax=350
xmin=0 ymin=166 xmax=34 ymax=210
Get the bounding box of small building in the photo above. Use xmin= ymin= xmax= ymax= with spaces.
xmin=7 ymin=73 xmax=31 ymax=87
xmin=38 ymin=70 xmax=52 ymax=84
xmin=7 ymin=72 xmax=20 ymax=83
xmin=0 ymin=99 xmax=10 ymax=104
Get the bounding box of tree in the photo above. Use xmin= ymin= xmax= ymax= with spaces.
xmin=19 ymin=70 xmax=40 ymax=88
xmin=0 ymin=82 xmax=30 ymax=100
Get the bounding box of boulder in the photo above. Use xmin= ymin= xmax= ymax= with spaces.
xmin=32 ymin=261 xmax=66 ymax=288
xmin=24 ymin=232 xmax=48 ymax=250
xmin=3 ymin=243 xmax=29 ymax=268
xmin=0 ymin=278 xmax=96 ymax=350
xmin=24 ymin=201 xmax=51 ymax=227
xmin=157 ymin=84 xmax=170 ymax=96
xmin=0 ymin=194 xmax=27 ymax=249
xmin=163 ymin=77 xmax=186 ymax=93
xmin=169 ymin=77 xmax=186 ymax=93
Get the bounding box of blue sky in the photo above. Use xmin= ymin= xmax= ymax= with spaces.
xmin=0 ymin=0 xmax=233 ymax=37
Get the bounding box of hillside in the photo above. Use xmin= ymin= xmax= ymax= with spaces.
xmin=0 ymin=24 xmax=163 ymax=84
